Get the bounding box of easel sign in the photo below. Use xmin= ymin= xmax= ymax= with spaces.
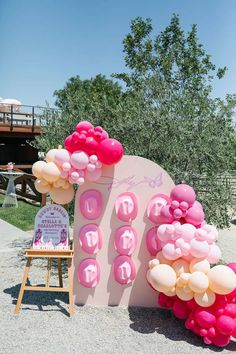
xmin=33 ymin=205 xmax=69 ymax=250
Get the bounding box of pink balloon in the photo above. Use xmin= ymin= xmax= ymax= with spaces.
xmin=75 ymin=121 xmax=94 ymax=133
xmin=160 ymin=205 xmax=174 ymax=223
xmin=227 ymin=262 xmax=236 ymax=274
xmin=216 ymin=315 xmax=235 ymax=335
xmin=212 ymin=333 xmax=230 ymax=347
xmin=173 ymin=299 xmax=191 ymax=320
xmin=83 ymin=136 xmax=99 ymax=155
xmin=185 ymin=205 xmax=205 ymax=226
xmin=171 ymin=184 xmax=196 ymax=207
xmin=146 ymin=227 xmax=162 ymax=256
xmin=54 ymin=149 xmax=70 ymax=166
xmin=85 ymin=168 xmax=102 ymax=181
xmin=195 ymin=309 xmax=216 ymax=328
xmin=190 ymin=238 xmax=209 ymax=258
xmin=97 ymin=138 xmax=124 ymax=165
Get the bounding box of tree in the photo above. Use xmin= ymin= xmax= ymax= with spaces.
xmin=111 ymin=15 xmax=236 ymax=227
xmin=36 ymin=74 xmax=123 ymax=152
xmin=36 ymin=15 xmax=236 ymax=228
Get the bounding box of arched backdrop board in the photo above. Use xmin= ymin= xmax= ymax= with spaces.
xmin=73 ymin=155 xmax=175 ymax=306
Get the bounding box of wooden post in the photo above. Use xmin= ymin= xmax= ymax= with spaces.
xmin=41 ymin=193 xmax=46 ymax=207
xmin=15 ymin=257 xmax=32 ymax=314
xmin=58 ymin=258 xmax=63 ymax=287
xmin=68 ymin=258 xmax=74 ymax=317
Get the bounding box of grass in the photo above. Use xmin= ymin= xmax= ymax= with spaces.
xmin=0 ymin=193 xmax=39 ymax=231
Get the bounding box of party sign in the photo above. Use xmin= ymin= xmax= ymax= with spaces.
xmin=33 ymin=205 xmax=69 ymax=249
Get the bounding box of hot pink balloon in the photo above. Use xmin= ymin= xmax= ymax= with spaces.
xmin=97 ymin=138 xmax=124 ymax=165
xmin=75 ymin=121 xmax=94 ymax=133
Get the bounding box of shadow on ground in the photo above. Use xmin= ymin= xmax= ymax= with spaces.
xmin=128 ymin=307 xmax=236 ymax=352
xmin=231 ymin=218 xmax=236 ymax=225
xmin=4 ymin=283 xmax=70 ymax=317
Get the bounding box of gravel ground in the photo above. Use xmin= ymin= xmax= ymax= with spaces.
xmin=0 ymin=219 xmax=236 ymax=354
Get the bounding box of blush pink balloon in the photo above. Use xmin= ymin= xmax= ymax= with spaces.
xmin=85 ymin=168 xmax=102 ymax=181
xmin=185 ymin=205 xmax=205 ymax=226
xmin=171 ymin=184 xmax=196 ymax=207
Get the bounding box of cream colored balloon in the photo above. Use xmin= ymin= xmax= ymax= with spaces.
xmin=53 ymin=178 xmax=65 ymax=188
xmin=189 ymin=258 xmax=210 ymax=274
xmin=188 ymin=271 xmax=209 ymax=293
xmin=176 ymin=286 xmax=194 ymax=301
xmin=147 ymin=264 xmax=177 ymax=292
xmin=41 ymin=162 xmax=61 ymax=183
xmin=50 ymin=185 xmax=74 ymax=205
xmin=62 ymin=180 xmax=71 ymax=190
xmin=208 ymin=265 xmax=236 ymax=295
xmin=45 ymin=148 xmax=58 ymax=163
xmin=172 ymin=259 xmax=190 ymax=276
xmin=35 ymin=179 xmax=51 ymax=193
xmin=156 ymin=251 xmax=173 ymax=265
xmin=32 ymin=161 xmax=47 ymax=179
xmin=194 ymin=289 xmax=216 ymax=307
xmin=164 ymin=288 xmax=176 ymax=297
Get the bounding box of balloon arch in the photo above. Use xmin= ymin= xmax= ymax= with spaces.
xmin=32 ymin=121 xmax=236 ymax=348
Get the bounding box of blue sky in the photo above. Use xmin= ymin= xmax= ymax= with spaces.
xmin=1 ymin=0 xmax=236 ymax=107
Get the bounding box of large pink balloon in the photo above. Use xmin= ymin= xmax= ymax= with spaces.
xmin=97 ymin=138 xmax=124 ymax=165
xmin=171 ymin=184 xmax=196 ymax=207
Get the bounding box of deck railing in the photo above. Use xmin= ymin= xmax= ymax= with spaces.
xmin=0 ymin=104 xmax=60 ymax=132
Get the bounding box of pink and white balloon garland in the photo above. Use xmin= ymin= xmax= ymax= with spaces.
xmin=146 ymin=183 xmax=236 ymax=348
xmin=32 ymin=121 xmax=124 ymax=204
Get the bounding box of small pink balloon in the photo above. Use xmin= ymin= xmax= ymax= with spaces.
xmin=85 ymin=168 xmax=102 ymax=181
xmin=95 ymin=160 xmax=102 ymax=168
xmin=77 ymin=177 xmax=85 ymax=185
xmin=71 ymin=171 xmax=79 ymax=181
xmin=87 ymin=163 xmax=96 ymax=172
xmin=62 ymin=162 xmax=71 ymax=171
xmin=89 ymin=154 xmax=98 ymax=163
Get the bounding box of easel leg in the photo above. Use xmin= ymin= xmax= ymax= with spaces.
xmin=58 ymin=258 xmax=63 ymax=287
xmin=68 ymin=258 xmax=74 ymax=317
xmin=15 ymin=257 xmax=32 ymax=314
xmin=46 ymin=258 xmax=52 ymax=288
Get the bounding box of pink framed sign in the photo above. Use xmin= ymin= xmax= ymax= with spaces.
xmin=33 ymin=205 xmax=69 ymax=250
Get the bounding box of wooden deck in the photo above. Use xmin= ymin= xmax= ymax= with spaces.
xmin=0 ymin=122 xmax=41 ymax=136
xmin=0 ymin=107 xmax=41 ymax=137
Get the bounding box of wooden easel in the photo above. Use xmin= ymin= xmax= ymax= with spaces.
xmin=15 ymin=245 xmax=74 ymax=317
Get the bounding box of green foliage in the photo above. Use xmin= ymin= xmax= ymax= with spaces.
xmin=36 ymin=15 xmax=236 ymax=228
